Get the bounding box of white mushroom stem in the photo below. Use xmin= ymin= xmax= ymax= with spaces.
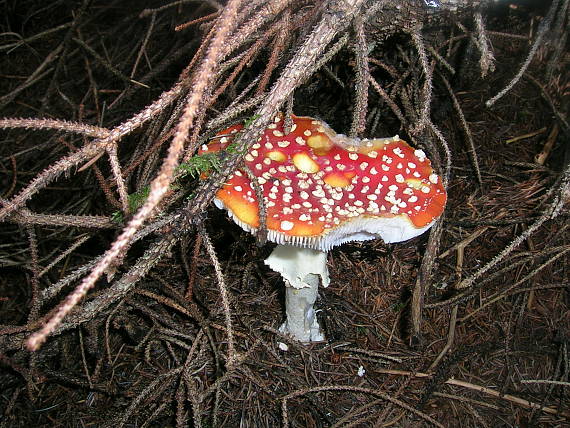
xmin=264 ymin=245 xmax=330 ymax=342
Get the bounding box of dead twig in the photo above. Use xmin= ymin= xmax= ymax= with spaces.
xmin=438 ymin=72 xmax=482 ymax=187
xmin=25 ymin=0 xmax=243 ymax=350
xmin=349 ymin=16 xmax=370 ymax=137
xmin=486 ymin=0 xmax=560 ymax=107
xmin=197 ymin=224 xmax=237 ymax=365
xmin=282 ymin=385 xmax=444 ymax=428
xmin=375 ymin=369 xmax=570 ymax=418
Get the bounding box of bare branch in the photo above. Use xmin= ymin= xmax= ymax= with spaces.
xmin=486 ymin=0 xmax=560 ymax=107
xmin=0 ymin=117 xmax=109 ymax=138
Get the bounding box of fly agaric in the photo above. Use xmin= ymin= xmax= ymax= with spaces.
xmin=199 ymin=115 xmax=446 ymax=342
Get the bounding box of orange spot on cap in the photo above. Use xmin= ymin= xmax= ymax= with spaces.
xmin=293 ymin=152 xmax=320 ymax=173
xmin=344 ymin=171 xmax=356 ymax=180
xmin=307 ymin=134 xmax=333 ymax=155
xmin=324 ymin=172 xmax=351 ymax=188
xmin=405 ymin=178 xmax=423 ymax=190
xmin=266 ymin=150 xmax=287 ymax=162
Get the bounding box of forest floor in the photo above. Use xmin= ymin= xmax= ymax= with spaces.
xmin=0 ymin=0 xmax=568 ymax=427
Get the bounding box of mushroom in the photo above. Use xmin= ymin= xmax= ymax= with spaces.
xmin=200 ymin=115 xmax=446 ymax=342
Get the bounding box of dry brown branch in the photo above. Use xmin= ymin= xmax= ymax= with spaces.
xmin=121 ymin=128 xmax=173 ymax=179
xmin=198 ymin=224 xmax=237 ymax=365
xmin=184 ymin=235 xmax=202 ymax=300
xmin=223 ymin=0 xmax=292 ymax=59
xmin=210 ymin=26 xmax=277 ymax=105
xmin=25 ymin=0 xmax=245 ymax=347
xmin=524 ymin=73 xmax=570 ymax=132
xmin=486 ymin=0 xmax=560 ymax=107
xmin=410 ymin=218 xmax=444 ymax=344
xmin=521 ymin=379 xmax=570 ymax=387
xmin=330 ymin=398 xmax=390 ymax=427
xmin=140 ymin=0 xmax=221 ymax=18
xmin=175 ymin=11 xmax=221 ymax=32
xmin=106 ymin=144 xmax=129 ymax=215
xmin=349 ymin=16 xmax=370 ymax=137
xmin=460 ymin=246 xmax=570 ymax=321
xmin=284 ymin=94 xmax=295 ymax=133
xmin=25 ymin=211 xmax=181 ymax=349
xmin=39 ymin=0 xmax=92 ymax=109
xmin=427 ymin=121 xmax=452 ymax=186
xmin=52 ymin=229 xmax=182 ymax=340
xmin=51 ymin=135 xmax=118 ymax=210
xmin=205 ymin=92 xmax=264 ymax=131
xmin=239 ymin=0 xmax=368 ymax=136
xmin=72 ymin=36 xmax=149 ymax=88
xmin=439 ymin=72 xmax=482 ymax=186
xmin=0 ymin=22 xmax=71 ymax=52
xmin=243 ymin=165 xmax=268 ymax=244
xmin=282 ymin=385 xmax=444 ymax=428
xmin=130 ymin=11 xmax=156 ymax=80
xmin=0 ymin=45 xmax=63 ymax=109
xmin=0 ymin=117 xmax=110 ymax=138
xmin=336 ymin=345 xmax=402 ymax=363
xmin=409 ymin=26 xmax=433 ymax=134
xmin=0 ymin=82 xmax=186 ymax=221
xmin=5 ymin=210 xmax=116 ymax=229
xmin=38 ymin=234 xmax=91 ymax=278
xmin=457 ymin=162 xmax=570 ymax=289
xmin=473 ymin=11 xmax=495 ymax=77
xmin=117 ymin=366 xmax=184 ymax=428
xmin=431 ymin=391 xmax=499 ymax=411
xmin=438 ymin=227 xmax=489 ymax=259
xmin=546 ymin=0 xmax=569 ymax=79
xmin=426 ymin=44 xmax=456 ymax=75
xmin=426 ymin=244 xmax=567 ymax=309
xmin=256 ymin=9 xmax=290 ymax=95
xmin=376 ymin=369 xmax=570 ymax=418
xmin=39 ymin=258 xmax=99 ymax=303
xmin=369 ymin=76 xmax=407 ymax=125
xmin=25 ymin=225 xmax=40 ymax=323
xmin=428 ymin=305 xmax=458 ymax=371
xmin=90 ymin=161 xmax=122 ymax=209
xmin=312 ymin=33 xmax=349 ymax=78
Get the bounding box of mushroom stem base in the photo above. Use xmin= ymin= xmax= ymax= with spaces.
xmin=264 ymin=245 xmax=329 ymax=342
xmin=280 ymin=275 xmax=324 ymax=342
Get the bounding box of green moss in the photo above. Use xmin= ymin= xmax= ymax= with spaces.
xmin=177 ymin=152 xmax=221 ymax=178
xmin=243 ymin=113 xmax=260 ymax=128
xmin=111 ymin=186 xmax=150 ymax=223
xmin=111 ymin=137 xmax=247 ymax=222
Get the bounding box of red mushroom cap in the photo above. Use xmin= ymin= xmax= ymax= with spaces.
xmin=200 ymin=115 xmax=447 ymax=251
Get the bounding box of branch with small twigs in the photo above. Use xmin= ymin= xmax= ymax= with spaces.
xmin=375 ymin=369 xmax=570 ymax=418
xmin=282 ymin=384 xmax=445 ymax=428
xmin=24 ymin=0 xmax=243 ymax=351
